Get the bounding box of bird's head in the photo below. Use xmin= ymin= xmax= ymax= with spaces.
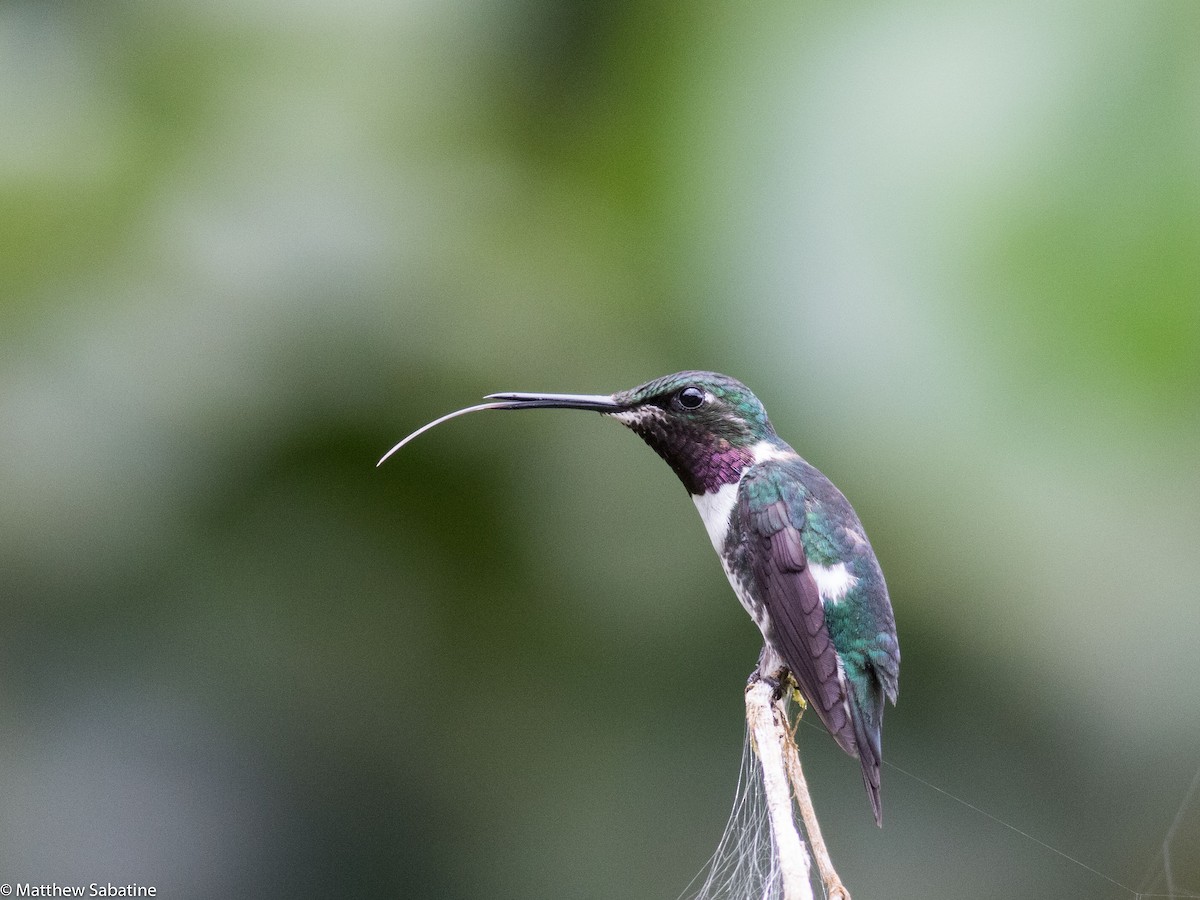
xmin=379 ymin=371 xmax=779 ymax=495
xmin=487 ymin=371 xmax=777 ymax=495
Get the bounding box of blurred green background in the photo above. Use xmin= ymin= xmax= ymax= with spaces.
xmin=3 ymin=1 xmax=1198 ymax=897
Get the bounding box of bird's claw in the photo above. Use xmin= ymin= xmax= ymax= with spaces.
xmin=746 ymin=668 xmax=787 ymax=702
xmin=746 ymin=668 xmax=808 ymax=710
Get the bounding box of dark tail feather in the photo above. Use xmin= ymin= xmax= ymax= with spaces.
xmin=850 ymin=680 xmax=886 ymax=826
xmin=858 ymin=744 xmax=883 ymax=827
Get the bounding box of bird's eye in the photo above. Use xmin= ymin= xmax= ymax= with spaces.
xmin=677 ymin=387 xmax=706 ymax=410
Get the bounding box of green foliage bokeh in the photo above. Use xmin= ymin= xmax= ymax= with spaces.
xmin=2 ymin=2 xmax=1198 ymax=897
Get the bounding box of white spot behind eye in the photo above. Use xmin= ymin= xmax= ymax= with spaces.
xmin=750 ymin=440 xmax=797 ymax=464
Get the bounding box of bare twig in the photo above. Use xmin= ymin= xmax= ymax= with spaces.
xmin=781 ymin=721 xmax=850 ymax=900
xmin=745 ymin=681 xmax=813 ymax=900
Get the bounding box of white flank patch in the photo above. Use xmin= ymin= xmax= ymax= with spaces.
xmin=810 ymin=561 xmax=858 ymax=603
xmin=692 ymin=481 xmax=739 ymax=553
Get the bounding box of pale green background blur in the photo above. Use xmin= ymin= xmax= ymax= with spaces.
xmin=3 ymin=2 xmax=1198 ymax=898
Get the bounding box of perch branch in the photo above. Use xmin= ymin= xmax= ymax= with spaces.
xmin=781 ymin=718 xmax=850 ymax=900
xmin=745 ymin=680 xmax=813 ymax=900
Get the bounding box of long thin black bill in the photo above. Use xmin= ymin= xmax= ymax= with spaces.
xmin=482 ymin=391 xmax=620 ymax=411
xmin=377 ymin=392 xmax=621 ymax=467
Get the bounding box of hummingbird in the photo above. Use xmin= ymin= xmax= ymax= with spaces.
xmin=379 ymin=371 xmax=900 ymax=825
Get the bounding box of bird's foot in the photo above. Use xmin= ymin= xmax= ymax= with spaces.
xmin=746 ymin=668 xmax=791 ymax=704
xmin=747 ymin=668 xmax=808 ymax=713
xmin=745 ymin=668 xmax=782 ymax=698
